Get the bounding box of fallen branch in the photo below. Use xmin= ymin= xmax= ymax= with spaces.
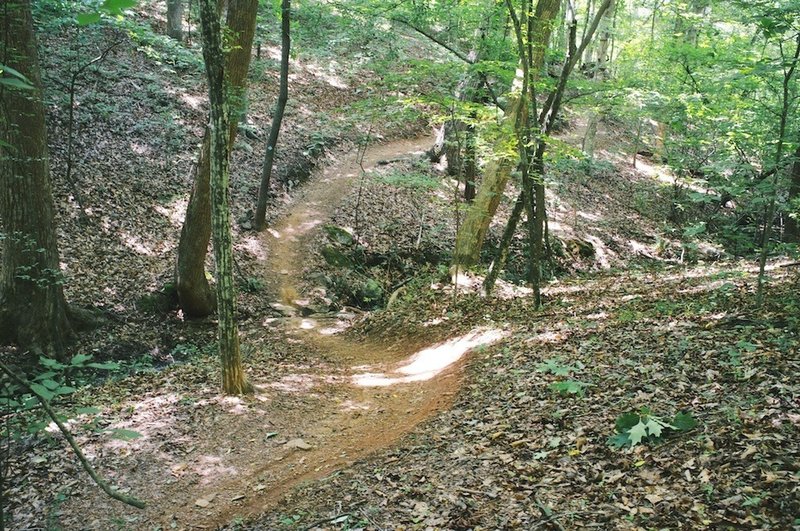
xmin=0 ymin=361 xmax=146 ymax=509
xmin=302 ymin=512 xmax=352 ymax=530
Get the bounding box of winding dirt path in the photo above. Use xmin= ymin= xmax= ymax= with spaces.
xmin=171 ymin=137 xmax=502 ymax=529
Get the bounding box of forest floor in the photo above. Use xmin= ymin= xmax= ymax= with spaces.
xmin=8 ymin=131 xmax=799 ymax=530
xmin=4 ymin=3 xmax=799 ymax=530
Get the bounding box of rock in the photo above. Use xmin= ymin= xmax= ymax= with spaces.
xmin=195 ymin=493 xmax=216 ymax=507
xmin=285 ymin=438 xmax=312 ymax=450
xmin=269 ymin=302 xmax=296 ymax=317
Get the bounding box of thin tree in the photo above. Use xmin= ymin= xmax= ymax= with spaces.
xmin=254 ymin=0 xmax=291 ymax=231
xmin=756 ymin=31 xmax=800 ymax=306
xmin=0 ymin=0 xmax=72 ymax=359
xmin=197 ymin=0 xmax=252 ymax=394
xmin=479 ymin=0 xmax=614 ymax=301
xmin=174 ymin=0 xmax=257 ymax=317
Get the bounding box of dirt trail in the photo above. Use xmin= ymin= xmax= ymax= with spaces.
xmin=45 ymin=136 xmax=500 ymax=531
xmin=164 ymin=137 xmax=502 ymax=529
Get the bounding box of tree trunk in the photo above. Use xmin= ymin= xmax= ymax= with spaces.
xmin=464 ymin=116 xmax=477 ymax=202
xmin=450 ymin=0 xmax=561 ymax=275
xmin=582 ymin=111 xmax=598 ymax=159
xmin=175 ymin=0 xmax=257 ymax=317
xmin=167 ymin=0 xmax=184 ymax=40
xmin=483 ymin=191 xmax=525 ymax=295
xmin=593 ymin=0 xmax=614 ymax=78
xmin=254 ymin=0 xmax=290 ymax=231
xmin=784 ymin=143 xmax=800 ymax=242
xmin=0 ymin=0 xmax=72 ymax=359
xmin=198 ymin=0 xmax=252 ymax=395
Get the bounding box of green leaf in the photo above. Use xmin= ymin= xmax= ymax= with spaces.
xmin=0 ymin=397 xmax=20 ymax=408
xmin=40 ymin=379 xmax=60 ymax=391
xmin=56 ymin=386 xmax=77 ymax=395
xmin=644 ymin=419 xmax=663 ymax=438
xmin=627 ymin=422 xmax=648 ymax=447
xmin=87 ymin=361 xmax=120 ymax=370
xmin=29 ymin=383 xmax=55 ymax=401
xmin=0 ymin=63 xmax=31 ymax=83
xmin=77 ymin=406 xmax=101 ymax=415
xmin=28 ymin=420 xmax=48 ymax=433
xmin=672 ymin=412 xmax=697 ymax=431
xmin=39 ymin=356 xmax=66 ymax=370
xmin=109 ymin=428 xmax=142 ymax=441
xmin=608 ymin=432 xmax=630 ymax=449
xmin=0 ymin=77 xmax=34 ymax=90
xmin=71 ymin=353 xmax=93 ymax=366
xmin=536 ymin=358 xmax=576 ymax=376
xmin=615 ymin=412 xmax=640 ymax=432
xmin=549 ymin=380 xmax=590 ymax=396
xmin=101 ymin=0 xmax=137 ymax=13
xmin=76 ymin=13 xmax=102 ymax=25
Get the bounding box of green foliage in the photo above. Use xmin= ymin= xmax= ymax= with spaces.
xmin=0 ymin=63 xmax=34 ymax=91
xmin=536 ymin=358 xmax=578 ymax=376
xmin=378 ymin=170 xmax=440 ymax=191
xmin=549 ymin=380 xmax=591 ymax=397
xmin=609 ymin=408 xmax=697 ymax=449
xmin=76 ymin=0 xmax=137 ymax=25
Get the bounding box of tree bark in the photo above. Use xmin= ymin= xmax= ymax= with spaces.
xmin=254 ymin=0 xmax=290 ymax=231
xmin=483 ymin=191 xmax=525 ymax=295
xmin=784 ymin=142 xmax=800 ymax=242
xmin=198 ymin=0 xmax=252 ymax=395
xmin=0 ymin=0 xmax=72 ymax=359
xmin=593 ymin=0 xmax=614 ymax=78
xmin=167 ymin=0 xmax=184 ymax=40
xmin=175 ymin=0 xmax=257 ymax=317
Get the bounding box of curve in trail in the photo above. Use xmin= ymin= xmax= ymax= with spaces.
xmin=189 ymin=137 xmax=503 ymax=529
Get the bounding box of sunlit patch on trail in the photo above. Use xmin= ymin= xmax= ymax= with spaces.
xmin=352 ymin=329 xmax=505 ymax=387
xmin=527 ymin=330 xmax=567 ymax=344
xmin=266 ymin=374 xmax=318 ymax=393
xmin=238 ymin=235 xmax=267 ymax=260
xmin=196 ymin=455 xmax=237 ymax=483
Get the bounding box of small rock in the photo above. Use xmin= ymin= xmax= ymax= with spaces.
xmin=285 ymin=438 xmax=313 ymax=450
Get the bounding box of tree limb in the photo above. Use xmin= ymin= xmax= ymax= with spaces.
xmin=0 ymin=361 xmax=146 ymax=509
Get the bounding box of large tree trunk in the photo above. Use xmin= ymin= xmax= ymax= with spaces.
xmin=0 ymin=0 xmax=72 ymax=359
xmin=450 ymin=0 xmax=561 ymax=275
xmin=167 ymin=0 xmax=184 ymax=40
xmin=254 ymin=0 xmax=290 ymax=231
xmin=198 ymin=0 xmax=252 ymax=395
xmin=175 ymin=0 xmax=257 ymax=317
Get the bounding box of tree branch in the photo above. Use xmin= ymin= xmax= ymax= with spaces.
xmin=0 ymin=361 xmax=146 ymax=510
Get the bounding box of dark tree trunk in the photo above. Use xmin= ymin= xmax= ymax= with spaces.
xmin=254 ymin=0 xmax=290 ymax=231
xmin=784 ymin=143 xmax=800 ymax=242
xmin=198 ymin=0 xmax=252 ymax=395
xmin=483 ymin=191 xmax=525 ymax=295
xmin=0 ymin=0 xmax=72 ymax=359
xmin=175 ymin=0 xmax=257 ymax=317
xmin=167 ymin=0 xmax=184 ymax=40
